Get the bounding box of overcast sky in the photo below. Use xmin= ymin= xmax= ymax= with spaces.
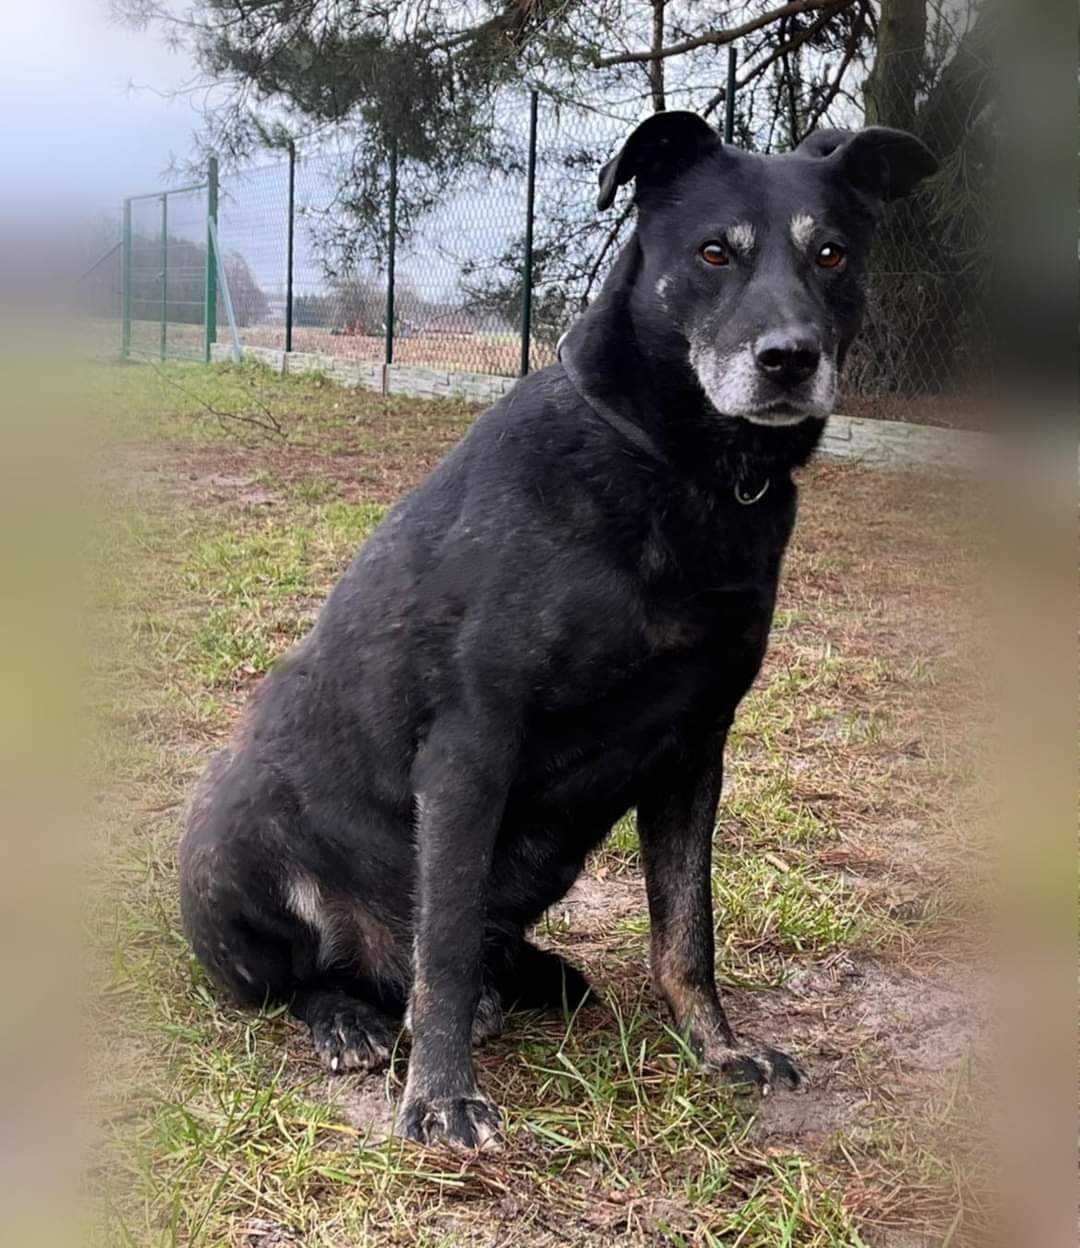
xmin=1 ymin=2 xmax=202 ymax=220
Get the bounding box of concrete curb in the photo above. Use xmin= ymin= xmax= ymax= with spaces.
xmin=213 ymin=345 xmax=517 ymax=407
xmin=212 ymin=344 xmax=986 ymax=472
xmin=820 ymin=412 xmax=991 ymax=471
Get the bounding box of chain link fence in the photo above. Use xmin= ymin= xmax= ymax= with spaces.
xmin=82 ymin=88 xmax=987 ymax=428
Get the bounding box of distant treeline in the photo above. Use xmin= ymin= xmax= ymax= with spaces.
xmin=293 ymin=275 xmax=513 ymax=336
xmin=118 ymin=234 xmax=269 ymax=326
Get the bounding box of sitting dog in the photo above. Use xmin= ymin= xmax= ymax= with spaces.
xmin=180 ymin=114 xmax=936 ymax=1149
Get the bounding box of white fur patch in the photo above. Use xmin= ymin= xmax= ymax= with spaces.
xmin=688 ymin=340 xmax=835 ymax=426
xmin=790 ymin=213 xmax=816 ymax=249
xmin=288 ymin=875 xmax=323 ymax=929
xmin=287 ymin=875 xmax=341 ymax=969
xmin=728 ymin=222 xmax=756 ymax=256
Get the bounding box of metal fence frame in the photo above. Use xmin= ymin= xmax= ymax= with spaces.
xmin=111 ymin=72 xmax=741 ymax=381
xmin=115 ymin=100 xmax=549 ymax=378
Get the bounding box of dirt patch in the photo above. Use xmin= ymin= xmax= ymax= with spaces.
xmin=840 ymin=957 xmax=982 ymax=1074
xmin=549 ymin=873 xmax=646 ymax=935
xmin=196 ymin=472 xmax=279 ymax=506
xmin=126 ymin=431 xmax=471 ymax=511
xmin=838 ymin=390 xmax=988 ymax=431
xmin=327 ymin=1072 xmax=398 ymax=1143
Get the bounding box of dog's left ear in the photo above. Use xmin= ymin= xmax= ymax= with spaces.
xmin=824 ymin=126 xmax=939 ymax=203
xmin=597 ymin=111 xmax=719 ymax=211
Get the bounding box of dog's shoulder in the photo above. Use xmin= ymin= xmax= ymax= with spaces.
xmin=466 ymin=363 xmax=592 ymax=455
xmin=412 ymin=362 xmax=635 ymax=514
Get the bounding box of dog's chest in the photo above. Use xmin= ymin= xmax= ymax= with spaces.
xmin=637 ymin=504 xmax=787 ymax=652
xmin=520 ymin=581 xmax=774 ymax=806
xmin=516 ymin=508 xmax=789 ymax=806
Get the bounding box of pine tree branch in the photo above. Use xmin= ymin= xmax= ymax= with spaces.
xmin=592 ymin=0 xmax=854 ymax=68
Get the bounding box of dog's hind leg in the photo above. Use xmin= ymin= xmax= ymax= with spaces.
xmin=181 ymin=755 xmax=408 ymax=1078
xmin=465 ymin=928 xmax=592 ymax=1046
xmin=283 ymin=879 xmax=410 ymax=1074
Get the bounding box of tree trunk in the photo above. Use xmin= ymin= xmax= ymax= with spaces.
xmin=864 ymin=0 xmax=927 ymax=131
xmin=916 ymin=8 xmax=993 ymax=160
xmin=649 ymin=1 xmax=666 ymax=111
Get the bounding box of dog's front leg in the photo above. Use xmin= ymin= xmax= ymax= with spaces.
xmin=638 ymin=726 xmax=804 ymax=1095
xmin=399 ymin=716 xmax=511 ymax=1150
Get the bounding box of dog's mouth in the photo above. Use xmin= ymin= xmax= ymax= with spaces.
xmin=734 ymin=395 xmax=830 ymax=427
xmin=689 ymin=343 xmax=836 ymax=427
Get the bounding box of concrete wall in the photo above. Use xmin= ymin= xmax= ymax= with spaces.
xmin=212 ymin=343 xmax=987 ymax=472
xmin=819 ymin=412 xmax=992 ymax=471
xmin=211 ymin=344 xmax=516 ymax=407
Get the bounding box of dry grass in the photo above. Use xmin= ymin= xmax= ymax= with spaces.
xmin=84 ymin=360 xmax=990 ymax=1247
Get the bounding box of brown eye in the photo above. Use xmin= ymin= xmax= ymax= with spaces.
xmin=816 ymin=243 xmax=847 ymax=270
xmin=700 ymin=242 xmax=730 ymax=267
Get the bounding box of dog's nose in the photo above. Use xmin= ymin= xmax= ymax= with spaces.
xmin=754 ymin=329 xmax=821 ymax=386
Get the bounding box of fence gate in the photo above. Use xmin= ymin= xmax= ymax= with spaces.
xmin=120 ymin=161 xmax=217 ymax=363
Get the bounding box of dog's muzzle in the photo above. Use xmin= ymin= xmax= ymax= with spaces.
xmin=690 ymin=337 xmax=836 ymax=426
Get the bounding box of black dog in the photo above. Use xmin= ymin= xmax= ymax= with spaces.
xmin=180 ymin=114 xmax=936 ymax=1149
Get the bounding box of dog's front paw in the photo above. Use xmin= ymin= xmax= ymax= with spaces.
xmin=398 ymin=1092 xmax=502 ymax=1150
xmin=708 ymin=1044 xmax=806 ymax=1096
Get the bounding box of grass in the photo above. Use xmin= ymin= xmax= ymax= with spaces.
xmin=86 ymin=360 xmax=984 ymax=1246
xmin=180 ymin=502 xmax=387 ymax=686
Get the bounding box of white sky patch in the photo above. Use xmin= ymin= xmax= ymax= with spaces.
xmin=0 ymin=2 xmax=201 ymax=214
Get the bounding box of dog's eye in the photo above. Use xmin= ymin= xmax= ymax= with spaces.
xmin=816 ymin=243 xmax=847 ymax=270
xmin=700 ymin=242 xmax=730 ymax=267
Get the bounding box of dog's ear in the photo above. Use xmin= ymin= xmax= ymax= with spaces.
xmin=795 ymin=128 xmax=853 ymax=160
xmin=825 ymin=127 xmax=939 ymax=202
xmin=597 ymin=111 xmax=719 ymax=211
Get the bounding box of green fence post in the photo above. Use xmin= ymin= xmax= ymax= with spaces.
xmin=520 ymin=89 xmax=539 ymax=377
xmin=121 ymin=198 xmax=132 ymax=359
xmin=384 ymin=138 xmax=398 ymax=370
xmin=160 ymin=193 xmax=168 ymax=361
xmin=286 ymin=141 xmax=296 ymax=355
xmin=204 ymin=155 xmax=219 ymax=363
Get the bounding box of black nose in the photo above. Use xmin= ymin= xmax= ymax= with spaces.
xmin=754 ymin=329 xmax=822 ymax=386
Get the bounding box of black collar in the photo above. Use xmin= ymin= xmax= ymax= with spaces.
xmin=557 ymin=351 xmax=773 ymax=507
xmin=559 ymin=350 xmax=669 ymax=467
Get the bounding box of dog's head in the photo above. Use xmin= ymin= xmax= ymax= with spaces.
xmin=597 ymin=113 xmax=937 ymax=427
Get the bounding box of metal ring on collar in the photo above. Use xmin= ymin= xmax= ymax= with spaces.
xmin=734 ymin=477 xmax=770 ymax=505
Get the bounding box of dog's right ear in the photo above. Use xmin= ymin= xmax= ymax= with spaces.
xmin=597 ymin=111 xmax=719 ymax=211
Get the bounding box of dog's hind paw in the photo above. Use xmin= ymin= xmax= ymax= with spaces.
xmin=308 ymin=1002 xmax=393 ymax=1075
xmin=710 ymin=1044 xmax=806 ymax=1096
xmin=398 ymin=1092 xmax=502 ymax=1151
xmin=472 ymin=988 xmax=505 ymax=1045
